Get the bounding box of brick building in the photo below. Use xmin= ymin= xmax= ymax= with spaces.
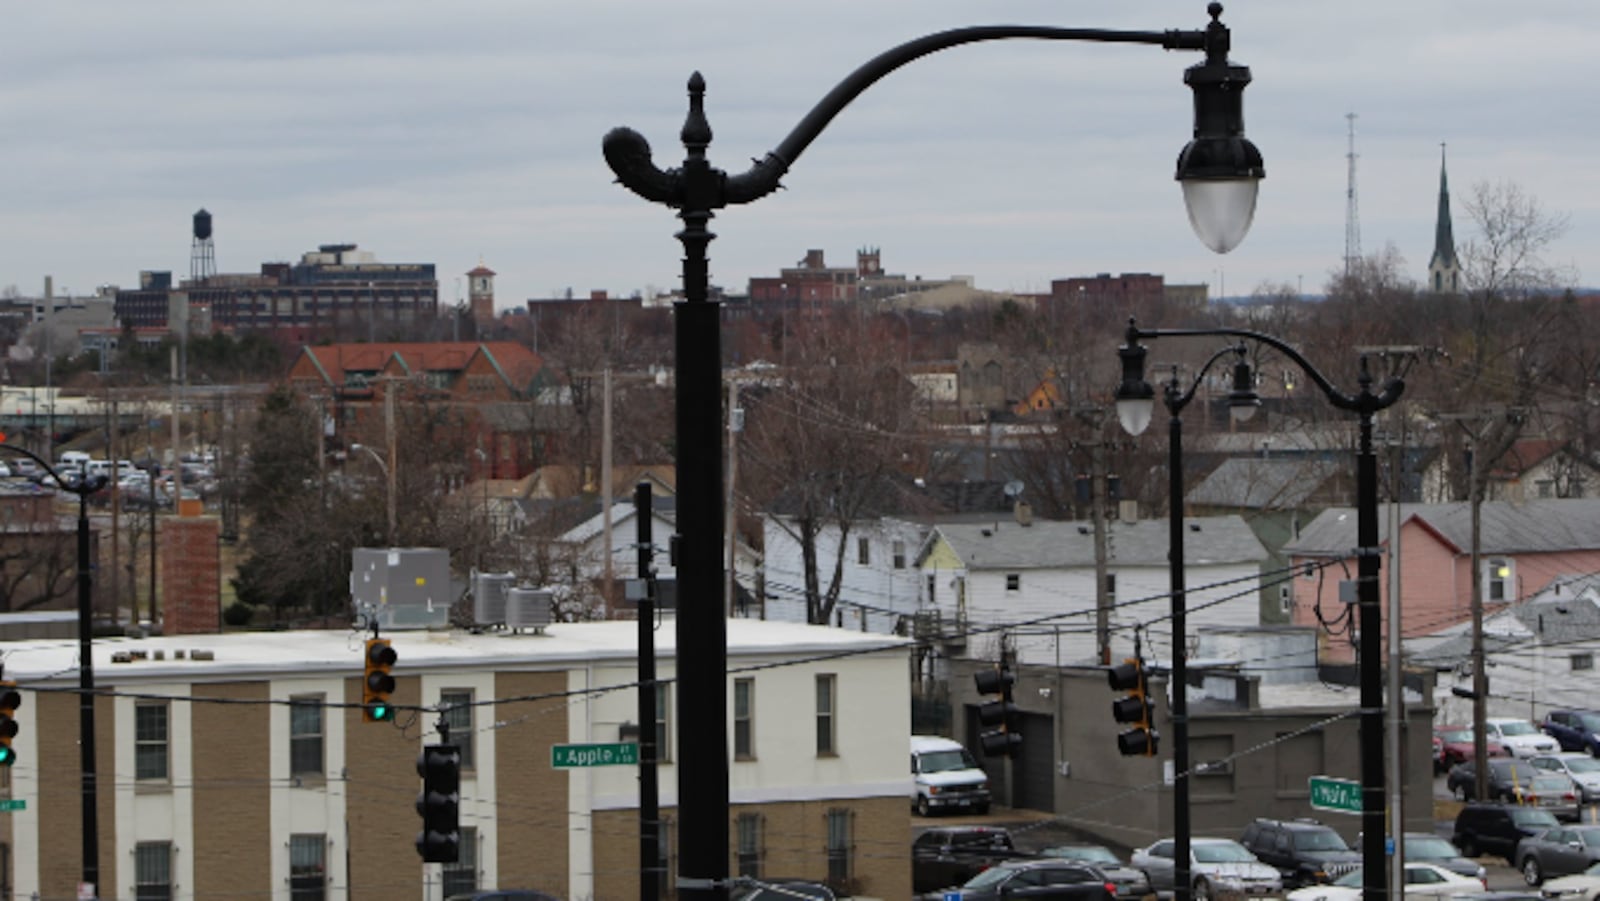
xmin=0 ymin=620 xmax=912 ymax=900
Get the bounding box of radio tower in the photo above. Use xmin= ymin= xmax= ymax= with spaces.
xmin=1344 ymin=113 xmax=1362 ymax=281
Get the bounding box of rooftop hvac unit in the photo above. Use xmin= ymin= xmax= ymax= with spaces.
xmin=472 ymin=571 xmax=515 ymax=627
xmin=505 ymin=587 xmax=552 ymax=633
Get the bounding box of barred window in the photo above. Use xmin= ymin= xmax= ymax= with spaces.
xmin=441 ymin=690 xmax=475 ymax=770
xmin=442 ymin=827 xmax=478 ymax=897
xmin=736 ymin=812 xmax=763 ymax=878
xmin=825 ymin=807 xmax=853 ymax=887
xmin=135 ymin=702 xmax=169 ymax=782
xmin=135 ymin=841 xmax=172 ymax=901
xmin=289 ymin=834 xmax=326 ymax=901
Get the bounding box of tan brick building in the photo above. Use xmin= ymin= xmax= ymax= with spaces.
xmin=1 ymin=620 xmax=911 ymax=900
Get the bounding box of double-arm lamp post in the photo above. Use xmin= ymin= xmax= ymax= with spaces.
xmin=605 ymin=4 xmax=1261 ymax=898
xmin=1116 ymin=322 xmax=1405 ymax=901
xmin=0 ymin=441 xmax=108 ymax=895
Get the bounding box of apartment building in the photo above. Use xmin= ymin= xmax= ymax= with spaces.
xmin=0 ymin=620 xmax=912 ymax=900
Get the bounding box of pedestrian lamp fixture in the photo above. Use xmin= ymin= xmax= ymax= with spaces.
xmin=605 ymin=5 xmax=1261 ymax=898
xmin=1115 ymin=319 xmax=1408 ymax=901
xmin=1112 ymin=344 xmax=1257 ymax=901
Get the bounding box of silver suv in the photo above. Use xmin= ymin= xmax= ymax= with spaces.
xmin=1132 ymin=837 xmax=1282 ymax=901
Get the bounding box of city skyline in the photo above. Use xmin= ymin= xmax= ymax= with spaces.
xmin=3 ymin=1 xmax=1593 ymax=310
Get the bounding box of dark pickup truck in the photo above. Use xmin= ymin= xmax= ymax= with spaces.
xmin=913 ymin=825 xmax=1035 ymax=894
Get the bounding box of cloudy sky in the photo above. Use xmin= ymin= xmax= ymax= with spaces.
xmin=3 ymin=2 xmax=1594 ymax=310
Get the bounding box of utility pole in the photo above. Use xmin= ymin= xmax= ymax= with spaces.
xmin=603 ymin=368 xmax=614 ymax=615
xmin=1075 ymin=406 xmax=1112 ymax=664
xmin=1383 ymin=415 xmax=1406 ymax=895
xmin=635 ymin=482 xmax=661 ymax=901
xmin=385 ymin=381 xmax=398 ymax=546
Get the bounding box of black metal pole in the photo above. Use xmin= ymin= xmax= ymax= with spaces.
xmin=636 ymin=482 xmax=661 ymax=901
xmin=1356 ymin=402 xmax=1385 ymax=901
xmin=0 ymin=444 xmax=105 ymax=895
xmin=1168 ymin=401 xmax=1191 ymax=901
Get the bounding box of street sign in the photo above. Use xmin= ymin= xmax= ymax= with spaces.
xmin=1308 ymin=775 xmax=1362 ymax=814
xmin=0 ymin=799 xmax=25 ymax=812
xmin=551 ymin=742 xmax=640 ymax=768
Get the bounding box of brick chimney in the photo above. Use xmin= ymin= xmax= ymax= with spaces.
xmin=161 ymin=511 xmax=221 ymax=635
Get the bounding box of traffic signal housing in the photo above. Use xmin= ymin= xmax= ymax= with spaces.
xmin=1108 ymin=657 xmax=1158 ymax=757
xmin=974 ymin=666 xmax=1022 ymax=758
xmin=0 ymin=681 xmax=19 ymax=767
xmin=416 ymin=743 xmax=461 ymax=863
xmin=363 ymin=638 xmax=397 ymax=723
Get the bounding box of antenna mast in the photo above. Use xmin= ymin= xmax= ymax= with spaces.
xmin=1344 ymin=112 xmax=1362 ymax=281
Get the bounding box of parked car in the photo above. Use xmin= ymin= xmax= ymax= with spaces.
xmin=1131 ymin=837 xmax=1281 ymax=901
xmin=1544 ymin=711 xmax=1600 ymax=757
xmin=913 ymin=825 xmax=1026 ymax=894
xmin=1532 ymin=753 xmax=1600 ymax=804
xmin=1239 ymin=817 xmax=1361 ymax=888
xmin=1453 ymin=802 xmax=1562 ymax=862
xmin=1541 ymin=861 xmax=1600 ymax=901
xmin=731 ymin=879 xmax=834 ymax=901
xmin=910 ymin=734 xmax=990 ymax=816
xmin=1390 ymin=832 xmax=1486 ymax=882
xmin=1449 ymin=758 xmax=1578 ymax=814
xmin=1436 ymin=725 xmax=1511 ymax=773
xmin=1284 ymin=862 xmax=1484 ymax=901
xmin=1038 ymin=844 xmax=1154 ymax=900
xmin=1489 ymin=718 xmax=1562 ymax=758
xmin=1514 ymin=826 xmax=1600 ymax=886
xmin=933 ymin=859 xmax=1117 ymax=901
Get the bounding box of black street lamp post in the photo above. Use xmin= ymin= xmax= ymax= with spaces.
xmin=607 ymin=5 xmax=1261 ymax=897
xmin=0 ymin=442 xmax=108 ymax=895
xmin=1128 ymin=346 xmax=1259 ymax=901
xmin=1117 ymin=321 xmax=1405 ymax=901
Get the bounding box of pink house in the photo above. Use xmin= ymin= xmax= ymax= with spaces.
xmin=1283 ymin=499 xmax=1600 ymax=662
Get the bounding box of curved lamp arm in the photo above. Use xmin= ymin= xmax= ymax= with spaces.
xmin=0 ymin=442 xmax=108 ymax=497
xmin=1164 ymin=343 xmax=1256 ymax=419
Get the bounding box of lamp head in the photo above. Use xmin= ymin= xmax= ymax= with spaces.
xmin=1116 ymin=334 xmax=1155 ymax=436
xmin=1227 ymin=349 xmax=1260 ymax=423
xmin=1176 ymin=4 xmax=1264 ymax=254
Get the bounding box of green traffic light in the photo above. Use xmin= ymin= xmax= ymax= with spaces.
xmin=0 ymin=746 xmax=15 ymax=767
xmin=370 ymin=702 xmax=392 ymax=722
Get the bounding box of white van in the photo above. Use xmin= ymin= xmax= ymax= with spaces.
xmin=910 ymin=735 xmax=991 ymax=816
xmin=57 ymin=451 xmax=91 ymax=473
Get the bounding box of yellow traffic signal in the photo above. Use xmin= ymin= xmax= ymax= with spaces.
xmin=363 ymin=639 xmax=397 ymax=723
xmin=1108 ymin=657 xmax=1158 ymax=757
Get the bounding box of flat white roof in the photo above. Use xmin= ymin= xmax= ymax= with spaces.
xmin=2 ymin=619 xmax=911 ymax=684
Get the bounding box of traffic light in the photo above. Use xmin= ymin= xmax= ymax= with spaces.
xmin=416 ymin=743 xmax=461 ymax=863
xmin=1108 ymin=657 xmax=1158 ymax=756
xmin=974 ymin=666 xmax=1022 ymax=758
xmin=0 ymin=681 xmax=19 ymax=767
xmin=363 ymin=638 xmax=397 ymax=723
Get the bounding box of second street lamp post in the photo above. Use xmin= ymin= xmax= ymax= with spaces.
xmin=0 ymin=441 xmax=108 ymax=896
xmin=606 ymin=5 xmax=1262 ymax=898
xmin=350 ymin=442 xmax=396 ymax=547
xmin=1117 ymin=321 xmax=1406 ymax=901
xmin=1125 ymin=347 xmax=1259 ymax=901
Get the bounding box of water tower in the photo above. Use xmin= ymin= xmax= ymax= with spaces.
xmin=191 ymin=208 xmax=215 ymax=282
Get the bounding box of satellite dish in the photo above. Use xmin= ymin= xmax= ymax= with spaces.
xmin=1004 ymin=480 xmax=1024 ymax=499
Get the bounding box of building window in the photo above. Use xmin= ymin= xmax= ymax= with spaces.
xmin=1279 ymin=585 xmax=1293 ymax=615
xmin=290 ymin=696 xmax=324 ymax=777
xmin=135 ymin=702 xmax=169 ymax=782
xmin=1573 ymin=653 xmax=1594 ymax=672
xmin=857 ymin=537 xmax=870 ymax=566
xmin=816 ymin=674 xmax=837 ymax=755
xmin=1105 ymin=573 xmax=1117 ymax=602
xmin=734 ymin=678 xmax=755 ymax=761
xmin=289 ymin=834 xmax=326 ymax=901
xmin=892 ymin=540 xmax=906 ymax=570
xmin=442 ymin=827 xmax=478 ymax=897
xmin=1486 ymin=558 xmax=1514 ymax=602
xmin=135 ymin=841 xmax=172 ymax=901
xmin=825 ymin=807 xmax=854 ymax=888
xmin=656 ymin=682 xmax=672 ymax=763
xmin=737 ymin=812 xmax=763 ymax=878
xmin=1537 ymin=480 xmax=1555 ymax=499
xmin=1006 ymin=573 xmax=1020 ymax=592
xmin=441 ymin=689 xmax=474 ymax=770
xmin=926 ymin=574 xmax=936 ymax=604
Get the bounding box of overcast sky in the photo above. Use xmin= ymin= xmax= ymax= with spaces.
xmin=3 ymin=2 xmax=1594 ymax=311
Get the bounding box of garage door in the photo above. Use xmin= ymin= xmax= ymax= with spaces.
xmin=1011 ymin=712 xmax=1055 ymax=813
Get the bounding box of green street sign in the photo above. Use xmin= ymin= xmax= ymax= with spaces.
xmin=0 ymin=798 xmax=26 ymax=812
xmin=551 ymin=742 xmax=639 ymax=769
xmin=1308 ymin=775 xmax=1362 ymax=814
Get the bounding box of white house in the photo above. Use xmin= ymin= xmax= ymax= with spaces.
xmin=919 ymin=515 xmax=1269 ymax=666
xmin=761 ymin=513 xmax=931 ymax=630
xmin=560 ymin=498 xmax=762 ymax=610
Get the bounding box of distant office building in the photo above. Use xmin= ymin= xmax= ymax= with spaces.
xmin=115 ymin=244 xmax=439 ymax=342
xmin=747 ymin=247 xmax=975 ymax=317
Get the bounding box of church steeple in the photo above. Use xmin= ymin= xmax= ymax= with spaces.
xmin=1428 ymin=144 xmax=1460 ymax=293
